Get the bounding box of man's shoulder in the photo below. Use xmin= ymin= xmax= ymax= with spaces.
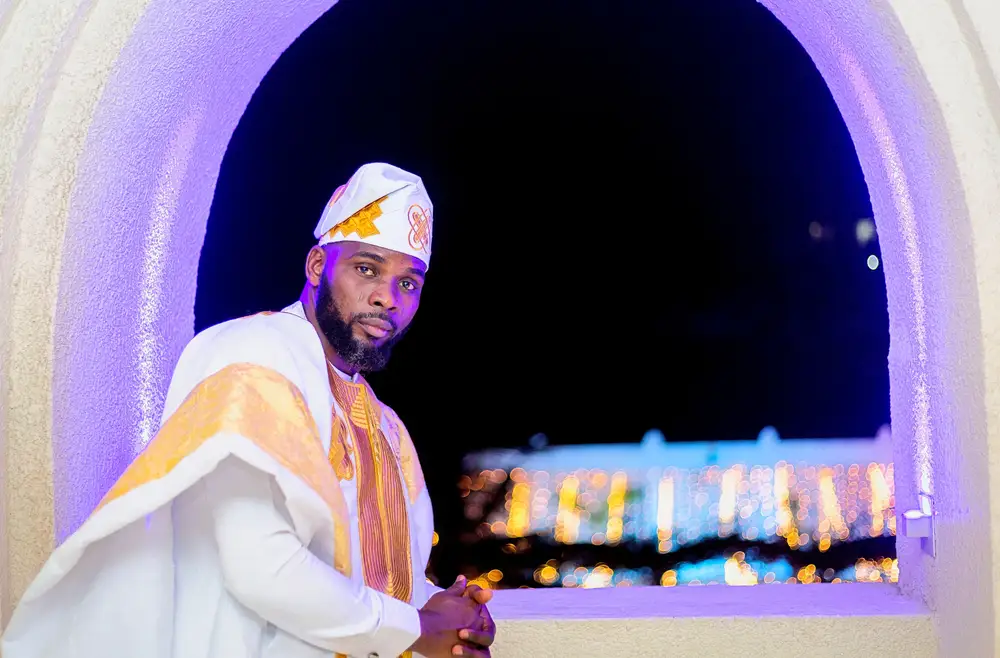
xmin=374 ymin=395 xmax=410 ymax=434
xmin=378 ymin=397 xmax=400 ymax=421
xmin=181 ymin=308 xmax=323 ymax=377
xmin=162 ymin=306 xmax=329 ymax=424
xmin=191 ymin=308 xmax=309 ymax=350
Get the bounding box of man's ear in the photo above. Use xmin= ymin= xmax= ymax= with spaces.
xmin=305 ymin=245 xmax=328 ymax=286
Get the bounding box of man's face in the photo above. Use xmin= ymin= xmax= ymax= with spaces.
xmin=313 ymin=241 xmax=426 ymax=373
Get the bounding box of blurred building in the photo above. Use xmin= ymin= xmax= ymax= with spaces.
xmin=458 ymin=426 xmax=896 ymax=589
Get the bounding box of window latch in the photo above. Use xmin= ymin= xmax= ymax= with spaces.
xmin=900 ymin=491 xmax=935 ymax=558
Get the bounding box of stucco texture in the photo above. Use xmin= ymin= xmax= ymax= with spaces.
xmin=0 ymin=0 xmax=998 ymax=654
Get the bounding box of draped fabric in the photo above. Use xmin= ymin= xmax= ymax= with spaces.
xmin=2 ymin=304 xmax=432 ymax=658
xmin=99 ymin=362 xmax=353 ymax=575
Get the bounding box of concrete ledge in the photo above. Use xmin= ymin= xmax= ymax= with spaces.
xmin=489 ymin=585 xmax=934 ymax=657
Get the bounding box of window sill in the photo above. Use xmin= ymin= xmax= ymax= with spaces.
xmin=489 ymin=583 xmax=932 ymax=657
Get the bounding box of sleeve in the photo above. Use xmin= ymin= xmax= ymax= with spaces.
xmin=206 ymin=458 xmax=422 ymax=657
xmin=411 ymin=468 xmax=442 ymax=607
xmin=414 ymin=486 xmax=436 ymax=575
xmin=385 ymin=409 xmax=435 ymax=587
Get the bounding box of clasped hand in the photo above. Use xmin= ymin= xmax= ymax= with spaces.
xmin=412 ymin=576 xmax=496 ymax=658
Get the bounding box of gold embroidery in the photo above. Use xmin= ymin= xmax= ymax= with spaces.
xmin=386 ymin=409 xmax=426 ymax=505
xmin=95 ymin=363 xmax=352 ymax=577
xmin=329 ymin=369 xmax=414 ymax=605
xmin=329 ymin=417 xmax=354 ymax=480
xmin=324 ymin=195 xmax=388 ymax=241
xmin=406 ymin=204 xmax=431 ymax=253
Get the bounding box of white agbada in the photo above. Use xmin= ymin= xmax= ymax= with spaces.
xmin=1 ymin=163 xmax=442 ymax=658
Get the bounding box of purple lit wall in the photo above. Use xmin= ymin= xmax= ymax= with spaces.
xmin=46 ymin=2 xmax=989 ymax=644
xmin=757 ymin=4 xmax=988 ymax=614
xmin=51 ymin=0 xmax=340 ymax=541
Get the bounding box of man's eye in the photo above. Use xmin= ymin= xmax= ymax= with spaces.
xmin=400 ymin=279 xmax=419 ymax=292
xmin=356 ymin=265 xmax=375 ymax=277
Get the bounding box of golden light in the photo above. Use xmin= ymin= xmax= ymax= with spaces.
xmin=606 ymin=472 xmax=628 ymax=544
xmin=534 ymin=565 xmax=559 ymax=586
xmin=796 ymin=564 xmax=818 ymax=584
xmin=506 ymin=482 xmax=532 ymax=538
xmin=465 ymin=459 xmax=898 ymax=586
xmin=724 ymin=554 xmax=758 ymax=586
xmin=431 ymin=531 xmax=439 ymax=546
xmin=869 ymin=464 xmax=891 ymax=536
xmin=774 ymin=464 xmax=794 ymax=539
xmin=555 ymin=476 xmax=581 ymax=543
xmin=583 ymin=565 xmax=614 ymax=589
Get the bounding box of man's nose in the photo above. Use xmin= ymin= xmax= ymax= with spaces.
xmin=368 ymin=280 xmax=398 ymax=311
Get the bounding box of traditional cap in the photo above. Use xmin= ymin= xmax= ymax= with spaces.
xmin=314 ymin=162 xmax=434 ymax=268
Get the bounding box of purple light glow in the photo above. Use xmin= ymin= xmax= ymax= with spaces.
xmin=488 ymin=580 xmax=923 ymax=621
xmin=837 ymin=50 xmax=932 ymax=496
xmin=51 ymin=0 xmax=341 ymax=541
xmin=136 ymin=109 xmax=205 ymax=452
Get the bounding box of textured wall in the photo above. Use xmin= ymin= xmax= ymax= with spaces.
xmin=49 ymin=0 xmax=340 ymax=544
xmin=0 ymin=0 xmax=157 ymax=623
xmin=0 ymin=0 xmax=339 ymax=625
xmin=0 ymin=0 xmax=999 ymax=654
xmin=760 ymin=3 xmax=1000 ymax=655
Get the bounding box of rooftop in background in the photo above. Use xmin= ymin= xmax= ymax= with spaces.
xmin=464 ymin=425 xmax=894 ymax=472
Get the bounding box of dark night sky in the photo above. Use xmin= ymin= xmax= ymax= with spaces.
xmin=196 ymin=0 xmax=888 ymax=454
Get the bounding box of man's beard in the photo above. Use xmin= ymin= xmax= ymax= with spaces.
xmin=315 ymin=274 xmax=407 ymax=373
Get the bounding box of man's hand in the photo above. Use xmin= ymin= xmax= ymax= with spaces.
xmin=411 ymin=577 xmax=484 ymax=658
xmin=452 ymin=583 xmax=495 ymax=657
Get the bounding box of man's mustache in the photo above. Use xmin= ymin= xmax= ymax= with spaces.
xmin=352 ymin=311 xmax=397 ymax=331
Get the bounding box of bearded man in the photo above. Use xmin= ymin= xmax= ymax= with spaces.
xmin=2 ymin=163 xmax=496 ymax=658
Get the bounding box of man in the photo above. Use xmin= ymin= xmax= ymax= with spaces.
xmin=1 ymin=163 xmax=496 ymax=658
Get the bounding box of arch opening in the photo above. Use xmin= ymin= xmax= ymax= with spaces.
xmin=198 ymin=0 xmax=895 ymax=588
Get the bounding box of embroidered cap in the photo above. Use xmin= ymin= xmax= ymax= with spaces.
xmin=314 ymin=162 xmax=434 ymax=269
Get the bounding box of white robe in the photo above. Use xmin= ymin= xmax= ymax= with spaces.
xmin=1 ymin=302 xmax=440 ymax=658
